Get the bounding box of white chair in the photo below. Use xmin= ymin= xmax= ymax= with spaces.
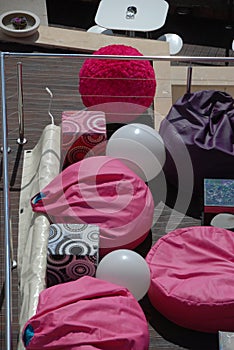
xmin=157 ymin=33 xmax=183 ymax=55
xmin=87 ymin=25 xmax=113 ymax=35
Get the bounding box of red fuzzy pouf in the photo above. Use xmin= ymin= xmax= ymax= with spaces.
xmin=78 ymin=44 xmax=156 ymax=122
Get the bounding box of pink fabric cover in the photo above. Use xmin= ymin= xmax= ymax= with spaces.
xmin=22 ymin=276 xmax=149 ymax=349
xmin=146 ymin=226 xmax=234 ymax=333
xmin=31 ymin=156 xmax=154 ymax=256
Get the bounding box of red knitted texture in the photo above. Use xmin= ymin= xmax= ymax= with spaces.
xmin=78 ymin=44 xmax=156 ymax=121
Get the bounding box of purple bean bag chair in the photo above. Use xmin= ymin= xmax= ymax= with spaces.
xmin=159 ymin=90 xmax=234 ymax=200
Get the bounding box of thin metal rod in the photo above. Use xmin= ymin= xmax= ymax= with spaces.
xmin=127 ymin=31 xmax=135 ymax=37
xmin=186 ymin=66 xmax=193 ymax=93
xmin=17 ymin=62 xmax=27 ymax=145
xmin=45 ymin=87 xmax=55 ymax=124
xmin=3 ymin=51 xmax=234 ymax=64
xmin=1 ymin=52 xmax=13 ymax=350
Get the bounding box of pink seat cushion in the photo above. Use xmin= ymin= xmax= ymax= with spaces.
xmin=22 ymin=276 xmax=149 ymax=349
xmin=146 ymin=226 xmax=234 ymax=333
xmin=31 ymin=156 xmax=154 ymax=256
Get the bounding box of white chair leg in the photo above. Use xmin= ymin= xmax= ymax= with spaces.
xmin=87 ymin=25 xmax=113 ymax=35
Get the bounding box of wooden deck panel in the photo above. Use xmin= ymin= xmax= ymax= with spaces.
xmin=1 ymin=24 xmax=231 ymax=349
xmin=0 ymin=53 xmax=221 ymax=350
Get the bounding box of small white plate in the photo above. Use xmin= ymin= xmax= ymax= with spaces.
xmin=0 ymin=10 xmax=40 ymax=38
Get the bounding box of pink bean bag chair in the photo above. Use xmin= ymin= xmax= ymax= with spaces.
xmin=22 ymin=276 xmax=149 ymax=349
xmin=146 ymin=226 xmax=234 ymax=333
xmin=31 ymin=156 xmax=154 ymax=256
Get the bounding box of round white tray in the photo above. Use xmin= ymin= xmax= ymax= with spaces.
xmin=0 ymin=10 xmax=40 ymax=38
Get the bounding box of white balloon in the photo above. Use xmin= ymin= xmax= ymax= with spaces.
xmin=210 ymin=213 xmax=234 ymax=229
xmin=106 ymin=123 xmax=166 ymax=181
xmin=96 ymin=249 xmax=151 ymax=301
xmin=158 ymin=34 xmax=183 ymax=55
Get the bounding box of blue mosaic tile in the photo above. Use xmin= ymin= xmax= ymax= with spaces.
xmin=204 ymin=179 xmax=234 ymax=207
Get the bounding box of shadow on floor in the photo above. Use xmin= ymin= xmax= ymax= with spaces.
xmin=151 ymin=13 xmax=234 ymax=50
xmin=140 ymin=295 xmax=219 ymax=350
xmin=45 ymin=0 xmax=234 ymax=51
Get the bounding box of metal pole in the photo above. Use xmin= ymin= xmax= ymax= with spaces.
xmin=0 ymin=52 xmax=13 ymax=350
xmin=3 ymin=51 xmax=234 ymax=64
xmin=186 ymin=66 xmax=193 ymax=94
xmin=17 ymin=62 xmax=27 ymax=145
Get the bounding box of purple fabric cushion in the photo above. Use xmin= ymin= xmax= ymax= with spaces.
xmin=159 ymin=90 xmax=234 ymax=196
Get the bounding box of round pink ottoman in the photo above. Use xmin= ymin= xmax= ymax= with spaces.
xmin=146 ymin=226 xmax=234 ymax=333
xmin=78 ymin=44 xmax=156 ymax=122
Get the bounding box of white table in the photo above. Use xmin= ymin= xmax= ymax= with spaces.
xmin=95 ymin=0 xmax=169 ymax=37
